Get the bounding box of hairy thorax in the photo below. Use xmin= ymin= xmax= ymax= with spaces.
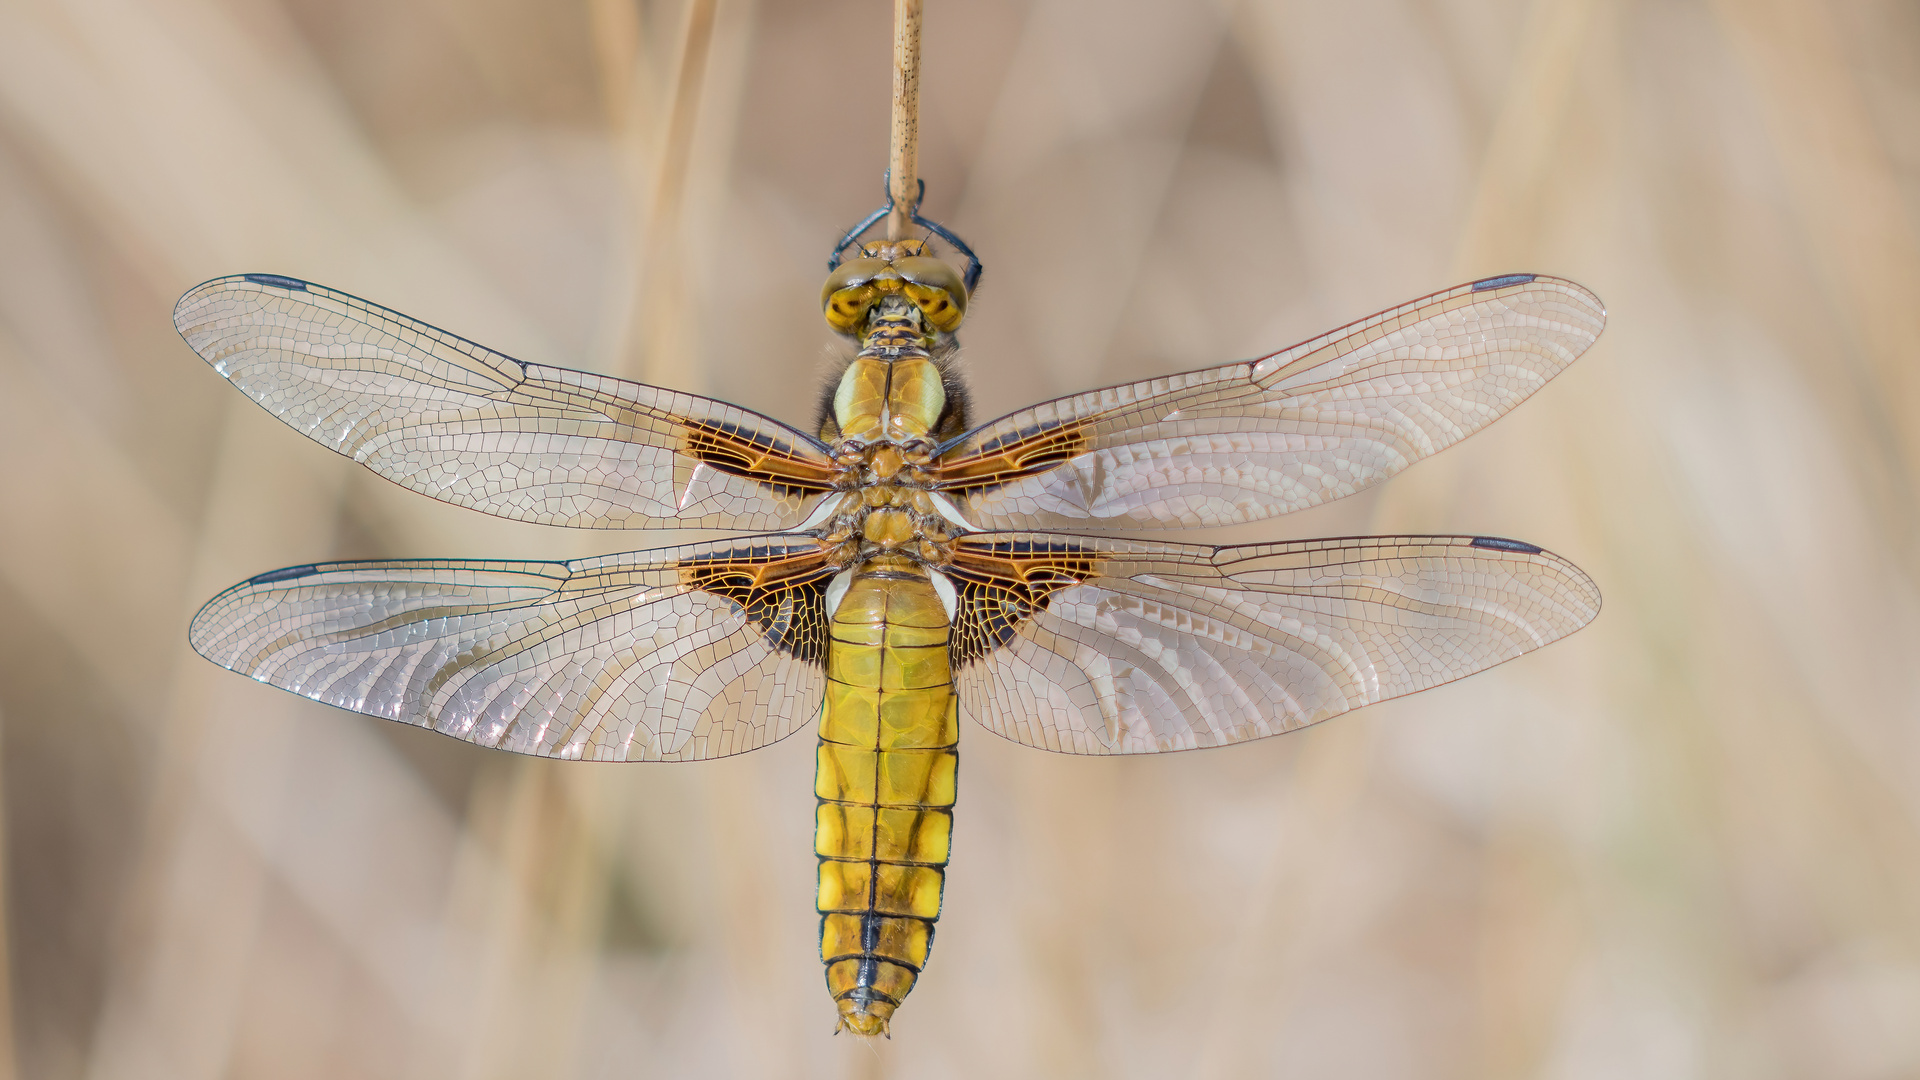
xmin=813 ymin=242 xmax=978 ymax=574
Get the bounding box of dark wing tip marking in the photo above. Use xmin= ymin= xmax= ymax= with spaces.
xmin=1470 ymin=273 xmax=1537 ymax=291
xmin=247 ymin=564 xmax=321 ymax=585
xmin=1471 ymin=536 xmax=1543 ymax=554
xmin=240 ymin=273 xmax=310 ymax=291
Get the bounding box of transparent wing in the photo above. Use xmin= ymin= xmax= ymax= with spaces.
xmin=188 ymin=536 xmax=835 ymax=761
xmin=946 ymin=533 xmax=1599 ymax=755
xmin=933 ymin=275 xmax=1604 ymax=530
xmin=175 ymin=275 xmax=838 ymax=531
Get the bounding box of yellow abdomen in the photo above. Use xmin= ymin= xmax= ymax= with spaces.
xmin=814 ymin=555 xmax=957 ymax=1037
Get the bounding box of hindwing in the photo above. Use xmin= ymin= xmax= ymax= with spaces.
xmin=190 ymin=536 xmax=836 ymax=761
xmin=945 ymin=532 xmax=1600 ymax=754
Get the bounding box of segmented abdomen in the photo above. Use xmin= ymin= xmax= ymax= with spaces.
xmin=814 ymin=556 xmax=956 ymax=1037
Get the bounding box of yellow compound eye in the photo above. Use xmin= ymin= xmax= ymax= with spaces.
xmin=894 ymin=256 xmax=967 ymax=332
xmin=824 ymin=284 xmax=880 ymax=335
xmin=902 ymin=282 xmax=963 ymax=333
xmin=822 ymin=257 xmax=888 ymax=334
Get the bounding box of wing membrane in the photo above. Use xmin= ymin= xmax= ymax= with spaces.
xmin=175 ymin=275 xmax=838 ymax=530
xmin=946 ymin=533 xmax=1599 ymax=755
xmin=934 ymin=275 xmax=1604 ymax=529
xmin=189 ymin=537 xmax=835 ymax=761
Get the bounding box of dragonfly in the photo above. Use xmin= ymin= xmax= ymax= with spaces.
xmin=178 ymin=189 xmax=1604 ymax=1038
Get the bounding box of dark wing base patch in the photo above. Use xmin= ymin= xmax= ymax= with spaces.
xmin=943 ymin=538 xmax=1106 ymax=665
xmin=677 ymin=544 xmax=836 ymax=662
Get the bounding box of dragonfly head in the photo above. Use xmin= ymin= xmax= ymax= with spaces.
xmin=822 ymin=239 xmax=968 ymax=337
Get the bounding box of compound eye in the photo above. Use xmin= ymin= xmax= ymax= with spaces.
xmin=894 ymin=255 xmax=968 ymax=332
xmin=824 ymin=283 xmax=879 ymax=335
xmin=822 ymin=257 xmax=888 ymax=334
xmin=822 ymin=257 xmax=886 ymax=306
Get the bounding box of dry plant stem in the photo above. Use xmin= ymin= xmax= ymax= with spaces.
xmin=0 ymin=712 xmax=16 ymax=1080
xmin=626 ymin=0 xmax=717 ymax=384
xmin=652 ymin=0 xmax=718 ymax=235
xmin=886 ymin=0 xmax=923 ymax=240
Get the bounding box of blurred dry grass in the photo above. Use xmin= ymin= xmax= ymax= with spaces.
xmin=0 ymin=0 xmax=1918 ymax=1076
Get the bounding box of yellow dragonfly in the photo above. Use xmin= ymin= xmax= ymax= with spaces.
xmin=178 ymin=190 xmax=1604 ymax=1037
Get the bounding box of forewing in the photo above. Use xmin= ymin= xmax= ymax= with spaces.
xmin=175 ymin=275 xmax=838 ymax=530
xmin=189 ymin=537 xmax=835 ymax=761
xmin=946 ymin=533 xmax=1599 ymax=754
xmin=934 ymin=275 xmax=1603 ymax=529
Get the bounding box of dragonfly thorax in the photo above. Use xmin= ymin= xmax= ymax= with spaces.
xmin=813 ymin=277 xmax=975 ymax=567
xmin=828 ymin=350 xmax=947 ymax=449
xmin=815 ymin=467 xmax=960 ymax=571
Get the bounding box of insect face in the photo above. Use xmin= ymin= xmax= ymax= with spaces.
xmin=821 ymin=239 xmax=968 ymax=336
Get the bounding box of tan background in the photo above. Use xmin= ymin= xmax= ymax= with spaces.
xmin=2 ymin=0 xmax=1919 ymax=1076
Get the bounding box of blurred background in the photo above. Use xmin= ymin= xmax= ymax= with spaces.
xmin=0 ymin=0 xmax=1917 ymax=1076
